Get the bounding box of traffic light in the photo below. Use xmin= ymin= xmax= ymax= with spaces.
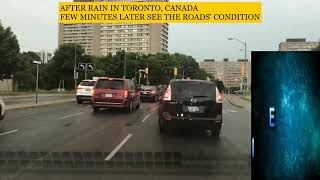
xmin=87 ymin=64 xmax=94 ymax=71
xmin=145 ymin=67 xmax=148 ymax=75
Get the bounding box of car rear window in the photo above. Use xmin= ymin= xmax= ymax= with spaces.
xmin=95 ymin=79 xmax=124 ymax=89
xmin=171 ymin=81 xmax=216 ymax=99
xmin=80 ymin=81 xmax=95 ymax=86
xmin=141 ymin=86 xmax=156 ymax=90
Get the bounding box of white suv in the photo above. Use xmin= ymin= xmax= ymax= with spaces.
xmin=0 ymin=97 xmax=6 ymax=129
xmin=76 ymin=80 xmax=96 ymax=104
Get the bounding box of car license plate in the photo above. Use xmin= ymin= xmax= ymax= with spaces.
xmin=187 ymin=106 xmax=199 ymax=112
xmin=105 ymin=93 xmax=112 ymax=97
xmin=142 ymin=91 xmax=147 ymax=94
xmin=86 ymin=89 xmax=90 ymax=92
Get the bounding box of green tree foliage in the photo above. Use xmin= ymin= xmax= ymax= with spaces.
xmin=0 ymin=22 xmax=20 ymax=80
xmin=44 ymin=44 xmax=85 ymax=90
xmin=14 ymin=52 xmax=40 ymax=91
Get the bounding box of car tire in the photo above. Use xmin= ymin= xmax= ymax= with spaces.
xmin=93 ymin=106 xmax=100 ymax=112
xmin=153 ymin=96 xmax=157 ymax=102
xmin=77 ymin=99 xmax=82 ymax=104
xmin=211 ymin=127 xmax=221 ymax=138
xmin=159 ymin=116 xmax=167 ymax=133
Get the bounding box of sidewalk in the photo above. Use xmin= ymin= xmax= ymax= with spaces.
xmin=226 ymin=95 xmax=251 ymax=111
xmin=2 ymin=93 xmax=74 ymax=99
xmin=6 ymin=98 xmax=75 ymax=110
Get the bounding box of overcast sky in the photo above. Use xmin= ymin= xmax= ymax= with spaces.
xmin=0 ymin=0 xmax=319 ymax=61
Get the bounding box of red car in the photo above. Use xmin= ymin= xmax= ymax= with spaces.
xmin=91 ymin=77 xmax=141 ymax=112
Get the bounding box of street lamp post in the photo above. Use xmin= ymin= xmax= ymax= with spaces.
xmin=123 ymin=51 xmax=127 ymax=79
xmin=33 ymin=60 xmax=42 ymax=104
xmin=228 ymin=37 xmax=248 ymax=90
xmin=74 ymin=44 xmax=78 ymax=92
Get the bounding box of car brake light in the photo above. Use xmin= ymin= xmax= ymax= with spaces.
xmin=216 ymin=90 xmax=223 ymax=103
xmin=163 ymin=85 xmax=171 ymax=101
xmin=124 ymin=90 xmax=129 ymax=98
xmin=91 ymin=89 xmax=95 ymax=96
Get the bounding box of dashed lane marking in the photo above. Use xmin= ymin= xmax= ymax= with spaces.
xmin=0 ymin=129 xmax=19 ymax=136
xmin=105 ymin=133 xmax=133 ymax=161
xmin=57 ymin=112 xmax=84 ymax=120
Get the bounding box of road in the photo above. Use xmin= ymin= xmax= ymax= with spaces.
xmin=0 ymin=96 xmax=250 ymax=179
xmin=2 ymin=94 xmax=74 ymax=106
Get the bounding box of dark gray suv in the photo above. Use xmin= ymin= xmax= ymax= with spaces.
xmin=158 ymin=79 xmax=223 ymax=137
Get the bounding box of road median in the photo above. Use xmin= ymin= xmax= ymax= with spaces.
xmin=6 ymin=98 xmax=75 ymax=110
xmin=226 ymin=95 xmax=244 ymax=108
xmin=240 ymin=96 xmax=251 ymax=102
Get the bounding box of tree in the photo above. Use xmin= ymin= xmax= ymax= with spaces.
xmin=13 ymin=52 xmax=40 ymax=91
xmin=214 ymin=79 xmax=225 ymax=93
xmin=0 ymin=22 xmax=20 ymax=80
xmin=45 ymin=44 xmax=85 ymax=90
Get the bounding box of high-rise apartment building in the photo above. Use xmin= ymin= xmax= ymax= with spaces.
xmin=279 ymin=38 xmax=320 ymax=51
xmin=36 ymin=51 xmax=53 ymax=64
xmin=58 ymin=0 xmax=169 ymax=56
xmin=199 ymin=59 xmax=251 ymax=88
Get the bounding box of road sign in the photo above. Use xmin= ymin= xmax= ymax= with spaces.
xmin=33 ymin=60 xmax=42 ymax=65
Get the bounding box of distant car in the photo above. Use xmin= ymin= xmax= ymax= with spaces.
xmin=76 ymin=80 xmax=96 ymax=104
xmin=158 ymin=79 xmax=223 ymax=137
xmin=91 ymin=77 xmax=140 ymax=112
xmin=235 ymin=89 xmax=249 ymax=95
xmin=140 ymin=85 xmax=160 ymax=102
xmin=0 ymin=98 xmax=6 ymax=129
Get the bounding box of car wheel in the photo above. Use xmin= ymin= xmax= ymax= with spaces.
xmin=93 ymin=106 xmax=100 ymax=112
xmin=127 ymin=101 xmax=133 ymax=112
xmin=159 ymin=116 xmax=167 ymax=133
xmin=211 ymin=127 xmax=221 ymax=138
xmin=153 ymin=96 xmax=157 ymax=102
xmin=77 ymin=99 xmax=82 ymax=104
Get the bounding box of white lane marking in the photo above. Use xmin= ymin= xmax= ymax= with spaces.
xmin=141 ymin=111 xmax=155 ymax=123
xmin=223 ymin=109 xmax=238 ymax=113
xmin=57 ymin=112 xmax=84 ymax=120
xmin=0 ymin=129 xmax=19 ymax=136
xmin=105 ymin=133 xmax=133 ymax=161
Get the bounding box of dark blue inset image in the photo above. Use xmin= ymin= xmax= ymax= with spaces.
xmin=252 ymin=52 xmax=320 ymax=180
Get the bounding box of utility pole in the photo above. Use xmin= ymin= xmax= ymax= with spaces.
xmin=146 ymin=63 xmax=149 ymax=85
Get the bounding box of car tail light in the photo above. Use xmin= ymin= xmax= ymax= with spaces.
xmin=216 ymin=90 xmax=223 ymax=103
xmin=124 ymin=90 xmax=129 ymax=98
xmin=163 ymin=85 xmax=171 ymax=101
xmin=91 ymin=89 xmax=95 ymax=96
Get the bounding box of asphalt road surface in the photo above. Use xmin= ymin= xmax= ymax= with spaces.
xmin=3 ymin=94 xmax=74 ymax=106
xmin=0 ymin=98 xmax=251 ymax=180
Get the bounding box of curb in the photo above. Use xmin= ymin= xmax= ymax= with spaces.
xmin=6 ymin=99 xmax=75 ymax=110
xmin=226 ymin=96 xmax=244 ymax=108
xmin=240 ymin=96 xmax=251 ymax=102
xmin=2 ymin=94 xmax=75 ymax=99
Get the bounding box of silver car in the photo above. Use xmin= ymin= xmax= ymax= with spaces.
xmin=0 ymin=98 xmax=6 ymax=129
